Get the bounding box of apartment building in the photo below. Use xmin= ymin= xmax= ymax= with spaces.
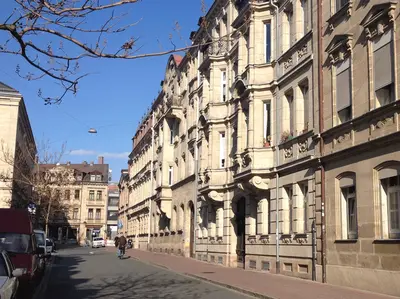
xmin=0 ymin=82 xmax=36 ymax=208
xmin=320 ymin=0 xmax=400 ymax=296
xmin=118 ymin=169 xmax=129 ymax=235
xmin=119 ymin=0 xmax=400 ymax=295
xmin=107 ymin=183 xmax=119 ymax=240
xmin=42 ymin=157 xmax=109 ymax=245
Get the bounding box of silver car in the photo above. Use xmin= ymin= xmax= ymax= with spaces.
xmin=0 ymin=250 xmax=25 ymax=299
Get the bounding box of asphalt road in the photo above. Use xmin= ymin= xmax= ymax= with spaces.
xmin=42 ymin=247 xmax=253 ymax=299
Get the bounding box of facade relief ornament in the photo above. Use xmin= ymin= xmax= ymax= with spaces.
xmin=298 ymin=139 xmax=308 ymax=154
xmin=248 ymin=176 xmax=270 ymax=190
xmin=283 ymin=57 xmax=293 ymax=69
xmin=208 ymin=190 xmax=224 ymax=202
xmin=297 ymin=45 xmax=308 ymax=59
xmin=374 ymin=116 xmax=395 ymax=130
xmin=284 ymin=146 xmax=293 ymax=159
xmin=336 ymin=132 xmax=351 ymax=143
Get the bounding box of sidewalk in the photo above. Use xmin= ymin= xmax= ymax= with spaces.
xmin=114 ymin=248 xmax=396 ymax=299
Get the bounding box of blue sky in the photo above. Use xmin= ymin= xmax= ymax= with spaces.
xmin=0 ymin=0 xmax=212 ymax=181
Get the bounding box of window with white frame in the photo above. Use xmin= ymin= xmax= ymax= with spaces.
xmin=380 ymin=174 xmax=400 ymax=239
xmin=168 ymin=166 xmax=173 ymax=186
xmin=339 ymin=176 xmax=357 ymax=240
xmin=285 ymin=185 xmax=293 ymax=234
xmin=221 ymin=70 xmax=227 ymax=102
xmin=373 ymin=29 xmax=394 ymax=108
xmin=263 ymin=101 xmax=271 ymax=143
xmin=300 ymin=182 xmax=309 ymax=234
xmin=219 ymin=132 xmax=226 ymax=168
xmin=265 ymin=22 xmax=271 ymax=63
xmin=336 ymin=58 xmax=352 ymax=124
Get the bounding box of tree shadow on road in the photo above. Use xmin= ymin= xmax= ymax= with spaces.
xmin=44 ymin=252 xmax=235 ymax=299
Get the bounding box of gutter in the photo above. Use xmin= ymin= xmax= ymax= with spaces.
xmin=316 ymin=0 xmax=327 ymax=283
xmin=270 ymin=0 xmax=281 ymax=275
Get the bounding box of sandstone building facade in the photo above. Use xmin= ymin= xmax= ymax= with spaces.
xmin=119 ymin=0 xmax=400 ymax=296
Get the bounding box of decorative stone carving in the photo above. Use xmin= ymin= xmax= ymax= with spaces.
xmin=294 ymin=234 xmax=308 ymax=244
xmin=336 ymin=132 xmax=351 ymax=143
xmin=248 ymin=236 xmax=257 ymax=244
xmin=283 ymin=57 xmax=293 ymax=69
xmin=281 ymin=234 xmax=293 ymax=244
xmin=241 ymin=154 xmax=252 ymax=168
xmin=361 ymin=2 xmax=397 ymax=40
xmin=208 ymin=190 xmax=224 ymax=202
xmin=260 ymin=235 xmax=269 ymax=244
xmin=284 ymin=146 xmax=293 ymax=159
xmin=374 ymin=116 xmax=394 ymax=130
xmin=248 ymin=176 xmax=270 ymax=190
xmin=297 ymin=45 xmax=308 ymax=59
xmin=236 ymin=183 xmax=245 ymax=192
xmin=298 ymin=140 xmax=308 ymax=154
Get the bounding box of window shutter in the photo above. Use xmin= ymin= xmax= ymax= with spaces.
xmin=374 ymin=42 xmax=393 ymax=90
xmin=336 ymin=62 xmax=351 ymax=112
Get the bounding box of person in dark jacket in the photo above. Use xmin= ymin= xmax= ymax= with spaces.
xmin=117 ymin=235 xmax=127 ymax=258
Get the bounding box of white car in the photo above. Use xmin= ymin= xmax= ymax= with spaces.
xmin=92 ymin=237 xmax=105 ymax=248
xmin=0 ymin=250 xmax=25 ymax=299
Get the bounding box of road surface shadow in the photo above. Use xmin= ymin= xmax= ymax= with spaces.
xmin=44 ymin=252 xmax=234 ymax=299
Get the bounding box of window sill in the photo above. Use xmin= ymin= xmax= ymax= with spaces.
xmin=373 ymin=239 xmax=400 ymax=244
xmin=334 ymin=239 xmax=358 ymax=243
xmin=326 ymin=1 xmax=353 ymax=30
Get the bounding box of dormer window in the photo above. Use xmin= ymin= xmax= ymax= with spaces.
xmin=90 ymin=175 xmax=96 ymax=181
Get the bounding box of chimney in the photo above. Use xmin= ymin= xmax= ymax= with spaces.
xmin=83 ymin=161 xmax=88 ymax=165
xmin=98 ymin=156 xmax=104 ymax=164
xmin=66 ymin=161 xmax=71 ymax=166
xmin=90 ymin=161 xmax=94 ymax=166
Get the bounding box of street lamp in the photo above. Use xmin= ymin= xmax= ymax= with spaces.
xmin=88 ymin=128 xmax=97 ymax=134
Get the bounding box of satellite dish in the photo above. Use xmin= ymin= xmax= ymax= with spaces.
xmin=88 ymin=128 xmax=97 ymax=134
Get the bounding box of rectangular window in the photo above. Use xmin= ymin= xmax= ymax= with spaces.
xmin=285 ymin=186 xmax=293 ymax=234
xmin=88 ymin=208 xmax=93 ymax=219
xmin=336 ymin=0 xmax=349 ymax=13
xmin=168 ymin=166 xmax=173 ymax=186
xmin=373 ymin=30 xmax=394 ymax=108
xmin=96 ymin=175 xmax=102 ymax=181
xmin=65 ymin=190 xmax=70 ymax=199
xmin=287 ymin=94 xmax=294 ymax=134
xmin=341 ymin=186 xmax=357 ymax=239
xmin=89 ymin=190 xmax=94 ymax=200
xmin=287 ymin=10 xmax=294 ymax=47
xmin=75 ymin=189 xmax=80 ymax=200
xmin=301 ymin=84 xmax=309 ymax=132
xmin=302 ymin=0 xmax=308 ymax=34
xmin=263 ymin=101 xmax=271 ymax=141
xmin=336 ymin=58 xmax=352 ymax=124
xmin=382 ymin=175 xmax=400 ymax=239
xmin=301 ymin=183 xmax=309 ymax=233
xmin=96 ymin=191 xmax=102 ymax=201
xmin=220 ymin=132 xmax=226 ymax=168
xmin=73 ymin=208 xmax=79 ymax=220
xmin=221 ymin=70 xmax=227 ymax=102
xmin=265 ymin=22 xmax=271 ymax=63
xmin=95 ymin=209 xmax=101 ymax=220
xmin=90 ymin=175 xmax=96 ymax=181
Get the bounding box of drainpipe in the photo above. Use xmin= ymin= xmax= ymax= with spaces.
xmin=316 ymin=0 xmax=326 ymax=283
xmin=193 ymin=95 xmax=199 ymax=257
xmin=270 ymin=0 xmax=281 ymax=275
xmin=148 ymin=111 xmax=155 ymax=246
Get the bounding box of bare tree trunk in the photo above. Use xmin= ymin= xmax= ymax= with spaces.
xmin=45 ymin=199 xmax=52 ymax=236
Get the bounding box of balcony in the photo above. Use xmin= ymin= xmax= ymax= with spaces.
xmin=86 ymin=198 xmax=105 ymax=206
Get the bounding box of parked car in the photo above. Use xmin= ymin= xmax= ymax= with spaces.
xmin=0 ymin=250 xmax=25 ymax=299
xmin=0 ymin=208 xmax=45 ymax=294
xmin=92 ymin=237 xmax=105 ymax=248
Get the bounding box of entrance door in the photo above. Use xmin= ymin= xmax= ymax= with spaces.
xmin=236 ymin=198 xmax=246 ymax=268
xmin=189 ymin=203 xmax=195 ymax=258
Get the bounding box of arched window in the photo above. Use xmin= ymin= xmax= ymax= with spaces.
xmin=336 ymin=172 xmax=357 ymax=240
xmin=375 ymin=162 xmax=400 ymax=239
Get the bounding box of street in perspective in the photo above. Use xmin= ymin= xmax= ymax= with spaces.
xmin=1 ymin=0 xmax=400 ymax=298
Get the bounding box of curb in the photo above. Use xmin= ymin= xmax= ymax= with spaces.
xmin=32 ymin=255 xmax=55 ymax=299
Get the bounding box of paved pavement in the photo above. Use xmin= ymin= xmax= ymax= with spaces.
xmin=118 ymin=248 xmax=398 ymax=299
xmin=41 ymin=247 xmax=253 ymax=299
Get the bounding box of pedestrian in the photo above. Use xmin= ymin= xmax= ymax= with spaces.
xmin=118 ymin=234 xmax=127 ymax=259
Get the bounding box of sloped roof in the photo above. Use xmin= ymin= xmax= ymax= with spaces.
xmin=39 ymin=163 xmax=109 ymax=183
xmin=0 ymin=81 xmax=19 ymax=93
